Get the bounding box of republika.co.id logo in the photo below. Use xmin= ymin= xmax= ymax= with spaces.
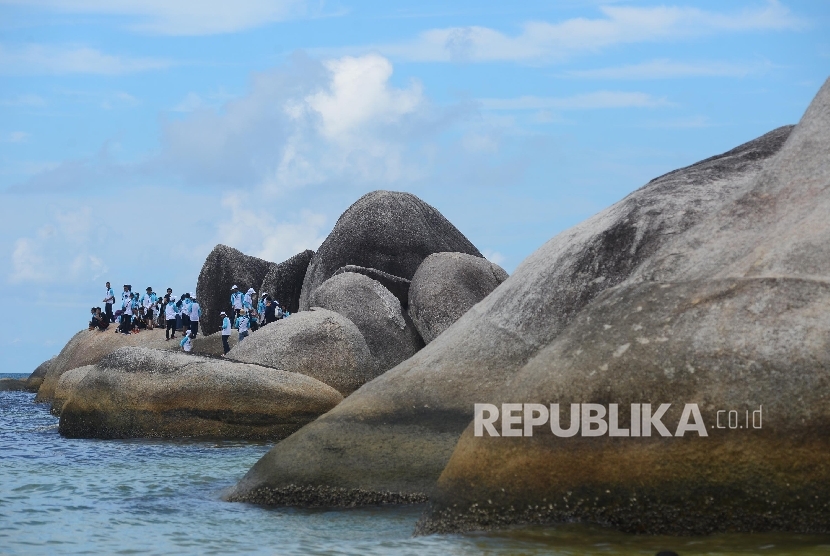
xmin=473 ymin=403 xmax=763 ymax=437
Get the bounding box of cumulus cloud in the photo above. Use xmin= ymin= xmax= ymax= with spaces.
xmin=351 ymin=1 xmax=804 ymax=64
xmin=159 ymin=52 xmax=442 ymax=193
xmin=0 ymin=43 xmax=172 ymax=75
xmin=0 ymin=0 xmax=330 ymax=35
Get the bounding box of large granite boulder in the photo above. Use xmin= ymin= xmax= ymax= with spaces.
xmin=59 ymin=347 xmax=343 ymax=440
xmin=0 ymin=378 xmax=28 ymax=391
xmin=298 ymin=191 xmax=483 ymax=310
xmin=419 ymin=77 xmax=830 ymax=535
xmin=332 ymin=265 xmax=411 ymax=308
xmin=51 ymin=365 xmax=94 ymax=416
xmin=309 ymin=272 xmax=424 ymax=373
xmin=259 ymin=249 xmax=314 ymax=314
xmin=36 ymin=328 xmax=175 ymax=402
xmin=227 ymin=121 xmax=794 ymax=506
xmin=196 ymin=244 xmax=272 ymax=335
xmin=226 ymin=308 xmax=376 ymax=395
xmin=409 ymin=252 xmax=508 ymax=344
xmin=25 ymin=356 xmax=55 ymax=392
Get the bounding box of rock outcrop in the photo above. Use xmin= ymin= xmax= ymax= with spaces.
xmin=190 ymin=330 xmax=238 ymax=357
xmin=59 ymin=347 xmax=343 ymax=440
xmin=227 ymin=121 xmax=795 ymax=506
xmin=408 ymin=252 xmax=508 ymax=344
xmin=259 ymin=250 xmax=314 ymax=314
xmin=25 ymin=356 xmax=55 ymax=392
xmin=332 ymin=265 xmax=411 ymax=308
xmin=36 ymin=328 xmax=175 ymax=402
xmin=0 ymin=378 xmax=28 ymax=391
xmin=419 ymin=78 xmax=830 ymax=535
xmin=226 ymin=309 xmax=376 ymax=395
xmin=309 ymin=272 xmax=423 ymax=373
xmin=299 ymin=191 xmax=483 ymax=310
xmin=51 ymin=365 xmax=94 ymax=416
xmin=196 ymin=244 xmax=272 ymax=335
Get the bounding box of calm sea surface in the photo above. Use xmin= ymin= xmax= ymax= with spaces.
xmin=2 ymin=373 xmax=830 ymax=556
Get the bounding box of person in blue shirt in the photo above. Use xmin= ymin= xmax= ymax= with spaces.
xmin=141 ymin=287 xmax=157 ymax=330
xmin=180 ymin=330 xmax=193 ymax=352
xmin=189 ymin=296 xmax=201 ymax=337
xmin=230 ymin=285 xmax=244 ymax=318
xmin=164 ymin=295 xmax=178 ymax=340
xmin=220 ymin=311 xmax=232 ymax=355
xmin=257 ymin=293 xmax=268 ymax=326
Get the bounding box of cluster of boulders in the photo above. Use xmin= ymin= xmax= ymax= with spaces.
xmin=24 ymin=190 xmax=507 ymax=442
xmin=226 ymin=79 xmax=830 ymax=536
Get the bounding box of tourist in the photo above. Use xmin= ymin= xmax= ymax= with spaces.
xmin=118 ymin=291 xmax=134 ymax=334
xmin=121 ymin=284 xmax=132 ymax=308
xmin=181 ymin=293 xmax=192 ymax=334
xmin=88 ymin=307 xmax=99 ymax=330
xmin=165 ymin=295 xmax=178 ymax=340
xmin=189 ymin=296 xmax=201 ymax=336
xmin=220 ymin=311 xmax=232 ymax=355
xmin=230 ymin=285 xmax=243 ymax=317
xmin=257 ymin=293 xmax=267 ymax=325
xmin=235 ymin=308 xmax=250 ymax=342
xmin=180 ymin=330 xmax=193 ymax=352
xmin=103 ymin=282 xmax=115 ymax=323
xmin=264 ymin=296 xmax=277 ymax=324
xmin=95 ymin=307 xmax=109 ymax=331
xmin=141 ymin=287 xmax=156 ymax=330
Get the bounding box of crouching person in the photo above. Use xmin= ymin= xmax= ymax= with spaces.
xmin=180 ymin=330 xmax=194 ymax=352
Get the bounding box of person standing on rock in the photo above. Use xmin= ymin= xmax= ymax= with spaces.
xmin=264 ymin=296 xmax=277 ymax=324
xmin=220 ymin=311 xmax=232 ymax=355
xmin=165 ymin=295 xmax=178 ymax=341
xmin=189 ymin=296 xmax=201 ymax=337
xmin=181 ymin=293 xmax=192 ymax=334
xmin=141 ymin=287 xmax=157 ymax=330
xmin=230 ymin=285 xmax=244 ymax=318
xmin=235 ymin=309 xmax=250 ymax=342
xmin=103 ymin=282 xmax=115 ymax=323
xmin=257 ymin=293 xmax=267 ymax=326
xmin=118 ymin=291 xmax=134 ymax=334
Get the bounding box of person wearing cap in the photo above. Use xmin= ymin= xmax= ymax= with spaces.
xmin=165 ymin=295 xmax=178 ymax=340
xmin=230 ymin=285 xmax=244 ymax=318
xmin=189 ymin=295 xmax=201 ymax=336
xmin=235 ymin=308 xmax=250 ymax=342
xmin=103 ymin=282 xmax=115 ymax=323
xmin=180 ymin=330 xmax=194 ymax=352
xmin=141 ymin=287 xmax=157 ymax=330
xmin=220 ymin=311 xmax=232 ymax=354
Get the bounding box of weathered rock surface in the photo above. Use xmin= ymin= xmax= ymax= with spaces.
xmin=190 ymin=330 xmax=238 ymax=357
xmin=58 ymin=347 xmax=343 ymax=440
xmin=259 ymin=249 xmax=314 ymax=314
xmin=332 ymin=265 xmax=411 ymax=308
xmin=409 ymin=252 xmax=508 ymax=344
xmin=299 ymin=191 xmax=483 ymax=310
xmin=309 ymin=272 xmax=424 ymax=373
xmin=51 ymin=365 xmax=94 ymax=416
xmin=25 ymin=356 xmax=55 ymax=392
xmin=196 ymin=244 xmax=272 ymax=335
xmin=0 ymin=378 xmax=28 ymax=391
xmin=226 ymin=309 xmax=376 ymax=395
xmin=227 ymin=121 xmax=794 ymax=505
xmin=420 ymin=78 xmax=830 ymax=535
xmin=36 ymin=328 xmax=175 ymax=402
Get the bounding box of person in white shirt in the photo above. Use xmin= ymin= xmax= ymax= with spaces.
xmin=189 ymin=297 xmax=201 ymax=337
xmin=165 ymin=296 xmax=178 ymax=340
xmin=103 ymin=282 xmax=115 ymax=323
xmin=141 ymin=287 xmax=157 ymax=330
xmin=118 ymin=289 xmax=134 ymax=334
xmin=235 ymin=309 xmax=250 ymax=342
xmin=180 ymin=330 xmax=194 ymax=352
xmin=230 ymin=285 xmax=244 ymax=317
xmin=220 ymin=311 xmax=232 ymax=355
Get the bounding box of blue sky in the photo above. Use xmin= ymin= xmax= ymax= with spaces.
xmin=0 ymin=0 xmax=827 ymax=372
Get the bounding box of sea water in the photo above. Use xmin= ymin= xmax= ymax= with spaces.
xmin=2 ymin=374 xmax=830 ymax=556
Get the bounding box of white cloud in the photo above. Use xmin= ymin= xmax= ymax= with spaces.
xmin=4 ymin=131 xmax=31 ymax=143
xmin=358 ymin=1 xmax=804 ymax=64
xmin=479 ymin=91 xmax=670 ymax=111
xmin=0 ymin=0 xmax=324 ymax=35
xmin=566 ymin=58 xmax=773 ymax=79
xmin=216 ymin=193 xmax=328 ymax=262
xmin=483 ymin=250 xmax=506 ymax=266
xmin=0 ymin=44 xmax=173 ymax=75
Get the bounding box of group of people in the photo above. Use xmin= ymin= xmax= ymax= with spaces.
xmin=88 ymin=281 xmax=290 ymax=355
xmin=215 ymin=284 xmax=289 ymax=354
